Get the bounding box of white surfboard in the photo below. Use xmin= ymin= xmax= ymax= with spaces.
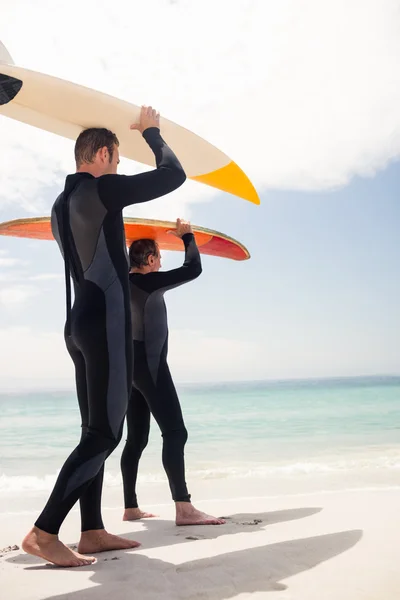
xmin=0 ymin=42 xmax=259 ymax=205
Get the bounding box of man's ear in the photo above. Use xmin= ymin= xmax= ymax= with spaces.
xmin=97 ymin=146 xmax=108 ymax=164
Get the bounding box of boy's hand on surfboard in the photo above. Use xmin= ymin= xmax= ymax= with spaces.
xmin=168 ymin=218 xmax=192 ymax=238
xmin=130 ymin=105 xmax=160 ymax=134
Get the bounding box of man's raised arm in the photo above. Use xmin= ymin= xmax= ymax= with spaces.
xmin=99 ymin=106 xmax=186 ymax=211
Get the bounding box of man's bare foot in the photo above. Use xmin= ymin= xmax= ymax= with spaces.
xmin=123 ymin=508 xmax=158 ymax=521
xmin=77 ymin=529 xmax=141 ymax=554
xmin=175 ymin=503 xmax=226 ymax=526
xmin=22 ymin=527 xmax=96 ymax=567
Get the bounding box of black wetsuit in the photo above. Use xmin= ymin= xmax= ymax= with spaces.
xmin=120 ymin=233 xmax=202 ymax=507
xmin=35 ymin=128 xmax=186 ymax=535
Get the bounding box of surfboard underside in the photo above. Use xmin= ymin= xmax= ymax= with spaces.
xmin=0 ymin=217 xmax=250 ymax=261
xmin=0 ymin=64 xmax=260 ymax=204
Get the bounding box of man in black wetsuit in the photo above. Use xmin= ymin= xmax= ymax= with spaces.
xmin=22 ymin=106 xmax=186 ymax=567
xmin=120 ymin=219 xmax=225 ymax=526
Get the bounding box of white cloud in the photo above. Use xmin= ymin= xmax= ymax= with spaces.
xmin=0 ymin=257 xmax=21 ymax=267
xmin=166 ymin=329 xmax=261 ymax=382
xmin=0 ymin=284 xmax=38 ymax=307
xmin=0 ymin=327 xmax=74 ymax=389
xmin=0 ymin=254 xmax=61 ymax=287
xmin=0 ymin=272 xmax=17 ymax=282
xmin=0 ymin=250 xmax=28 ymax=268
xmin=28 ymin=273 xmax=63 ymax=281
xmin=169 ymin=326 xmax=400 ymax=382
xmin=0 ymin=0 xmax=399 ymax=218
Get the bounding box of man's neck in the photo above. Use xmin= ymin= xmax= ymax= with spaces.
xmin=76 ymin=164 xmax=103 ymax=178
xmin=131 ymin=267 xmax=152 ymax=275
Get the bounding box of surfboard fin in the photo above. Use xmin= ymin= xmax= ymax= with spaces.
xmin=0 ymin=42 xmax=23 ymax=105
xmin=0 ymin=74 xmax=22 ymax=105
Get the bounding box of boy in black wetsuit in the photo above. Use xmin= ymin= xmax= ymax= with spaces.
xmin=120 ymin=219 xmax=225 ymax=526
xmin=22 ymin=107 xmax=187 ymax=567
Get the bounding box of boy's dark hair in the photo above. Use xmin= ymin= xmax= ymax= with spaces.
xmin=129 ymin=239 xmax=159 ymax=269
xmin=74 ymin=127 xmax=119 ymax=167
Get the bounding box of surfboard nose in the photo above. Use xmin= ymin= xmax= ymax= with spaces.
xmin=190 ymin=160 xmax=260 ymax=205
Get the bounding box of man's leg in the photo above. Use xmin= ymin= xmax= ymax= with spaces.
xmin=65 ymin=337 xmax=105 ymax=533
xmin=74 ymin=318 xmax=141 ymax=555
xmin=22 ymin=306 xmax=137 ymax=566
xmin=59 ymin=341 xmax=117 ymax=555
xmin=120 ymin=387 xmax=157 ymax=520
xmin=135 ymin=359 xmax=225 ymax=526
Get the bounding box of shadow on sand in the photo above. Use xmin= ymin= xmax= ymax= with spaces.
xmin=4 ymin=507 xmax=363 ymax=598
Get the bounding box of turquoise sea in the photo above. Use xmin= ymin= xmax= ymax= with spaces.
xmin=1 ymin=376 xmax=399 ymax=514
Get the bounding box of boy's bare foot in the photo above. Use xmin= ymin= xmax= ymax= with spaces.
xmin=22 ymin=527 xmax=96 ymax=567
xmin=123 ymin=508 xmax=158 ymax=521
xmin=78 ymin=529 xmax=140 ymax=554
xmin=175 ymin=503 xmax=226 ymax=526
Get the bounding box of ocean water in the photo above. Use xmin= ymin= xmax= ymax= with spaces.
xmin=1 ymin=376 xmax=399 ymax=513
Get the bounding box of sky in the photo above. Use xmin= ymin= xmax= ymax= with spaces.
xmin=0 ymin=0 xmax=399 ymax=389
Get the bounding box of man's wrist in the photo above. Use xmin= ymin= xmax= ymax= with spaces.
xmin=142 ymin=126 xmax=161 ymax=138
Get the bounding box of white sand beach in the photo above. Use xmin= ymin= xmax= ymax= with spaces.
xmin=1 ymin=486 xmax=399 ymax=600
